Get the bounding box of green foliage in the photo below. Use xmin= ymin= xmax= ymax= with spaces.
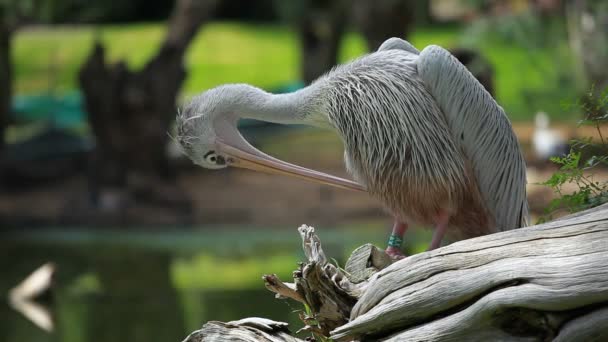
xmin=462 ymin=12 xmax=579 ymax=121
xmin=540 ymin=87 xmax=608 ymax=221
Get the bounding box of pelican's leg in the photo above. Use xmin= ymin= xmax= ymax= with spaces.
xmin=386 ymin=220 xmax=408 ymax=260
xmin=428 ymin=210 xmax=449 ymax=250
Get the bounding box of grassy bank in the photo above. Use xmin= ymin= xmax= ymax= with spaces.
xmin=14 ymin=21 xmax=575 ymax=121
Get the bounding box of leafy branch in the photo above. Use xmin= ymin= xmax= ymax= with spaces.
xmin=540 ymin=86 xmax=608 ymax=221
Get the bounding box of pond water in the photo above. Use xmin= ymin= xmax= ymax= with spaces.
xmin=1 ymin=226 xmax=426 ymax=342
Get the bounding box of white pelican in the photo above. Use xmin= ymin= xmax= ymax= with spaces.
xmin=176 ymin=38 xmax=529 ymax=259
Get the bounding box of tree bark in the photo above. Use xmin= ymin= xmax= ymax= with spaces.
xmin=79 ymin=0 xmax=217 ymax=210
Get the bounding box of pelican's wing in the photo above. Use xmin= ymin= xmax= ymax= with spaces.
xmin=418 ymin=45 xmax=529 ymax=230
xmin=377 ymin=37 xmax=420 ymax=55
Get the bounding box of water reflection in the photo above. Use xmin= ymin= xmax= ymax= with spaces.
xmin=1 ymin=241 xmax=188 ymax=342
xmin=8 ymin=262 xmax=55 ymax=332
xmin=0 ymin=227 xmax=419 ymax=342
xmin=86 ymin=248 xmax=184 ymax=342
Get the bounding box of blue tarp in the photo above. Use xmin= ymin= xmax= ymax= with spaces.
xmin=11 ymin=81 xmax=305 ymax=130
xmin=6 ymin=82 xmax=305 ymax=162
xmin=12 ymin=92 xmax=86 ymax=129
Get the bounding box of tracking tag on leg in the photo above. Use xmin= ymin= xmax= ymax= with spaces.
xmin=388 ymin=234 xmax=403 ymax=247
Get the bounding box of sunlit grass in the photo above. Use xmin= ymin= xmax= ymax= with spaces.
xmin=13 ymin=22 xmax=301 ymax=95
xmin=172 ymin=253 xmax=297 ymax=290
xmin=186 ymin=23 xmax=300 ymax=95
xmin=13 ymin=22 xmax=459 ymax=97
xmin=13 ymin=21 xmax=574 ymax=121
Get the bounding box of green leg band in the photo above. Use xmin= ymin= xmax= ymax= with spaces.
xmin=388 ymin=234 xmax=403 ymax=247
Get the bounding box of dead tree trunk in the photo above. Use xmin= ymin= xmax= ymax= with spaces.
xmin=297 ymin=0 xmax=348 ymax=84
xmin=79 ymin=0 xmax=217 ymax=211
xmin=185 ymin=204 xmax=608 ymax=341
xmin=352 ymin=0 xmax=414 ymax=52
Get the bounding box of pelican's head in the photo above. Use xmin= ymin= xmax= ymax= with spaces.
xmin=176 ymin=85 xmax=365 ymax=192
xmin=175 ymin=88 xmax=231 ymax=170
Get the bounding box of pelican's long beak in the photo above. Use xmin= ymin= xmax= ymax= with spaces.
xmin=216 ymin=139 xmax=366 ymax=193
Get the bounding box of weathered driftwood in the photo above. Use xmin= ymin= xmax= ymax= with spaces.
xmin=344 ymin=243 xmax=392 ymax=285
xmin=263 ymin=225 xmax=364 ymax=336
xmin=332 ymin=204 xmax=608 ymax=341
xmin=184 ymin=204 xmax=608 ymax=342
xmin=182 ymin=318 xmax=303 ymax=342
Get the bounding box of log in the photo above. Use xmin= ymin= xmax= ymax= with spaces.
xmin=332 ymin=204 xmax=608 ymax=341
xmin=182 ymin=204 xmax=608 ymax=342
xmin=182 ymin=318 xmax=304 ymax=342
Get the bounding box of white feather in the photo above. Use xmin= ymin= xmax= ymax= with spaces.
xmin=417 ymin=44 xmax=529 ymax=230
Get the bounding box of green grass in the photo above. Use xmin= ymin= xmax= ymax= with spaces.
xmin=13 ymin=22 xmax=299 ymax=95
xmin=13 ymin=21 xmax=576 ymax=121
xmin=13 ymin=22 xmax=460 ymax=96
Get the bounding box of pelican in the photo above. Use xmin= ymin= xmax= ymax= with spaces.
xmin=176 ymin=38 xmax=529 ymax=259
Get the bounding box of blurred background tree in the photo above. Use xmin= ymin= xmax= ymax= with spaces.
xmin=460 ymin=0 xmax=581 ymax=117
xmin=566 ymin=0 xmax=608 ymax=92
xmin=79 ymin=0 xmax=218 ymax=214
xmin=0 ymin=0 xmax=44 ymax=161
xmin=274 ymin=0 xmax=348 ymax=84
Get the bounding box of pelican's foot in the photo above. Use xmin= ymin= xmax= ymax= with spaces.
xmin=385 ymin=246 xmax=406 ymax=260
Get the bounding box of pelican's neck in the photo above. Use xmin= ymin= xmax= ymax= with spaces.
xmin=221 ymin=83 xmax=327 ymax=127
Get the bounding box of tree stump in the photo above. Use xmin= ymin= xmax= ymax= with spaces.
xmin=184 ymin=204 xmax=608 ymax=341
xmin=78 ymin=0 xmax=218 ymax=213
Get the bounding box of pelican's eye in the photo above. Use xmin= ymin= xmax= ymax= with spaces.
xmin=204 ymin=151 xmax=226 ymax=165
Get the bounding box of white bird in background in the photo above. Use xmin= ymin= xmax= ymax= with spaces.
xmin=533 ymin=111 xmax=570 ymax=162
xmin=176 ymin=37 xmax=529 ymax=259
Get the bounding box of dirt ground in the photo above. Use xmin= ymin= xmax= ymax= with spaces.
xmin=0 ymin=124 xmax=605 ymax=228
